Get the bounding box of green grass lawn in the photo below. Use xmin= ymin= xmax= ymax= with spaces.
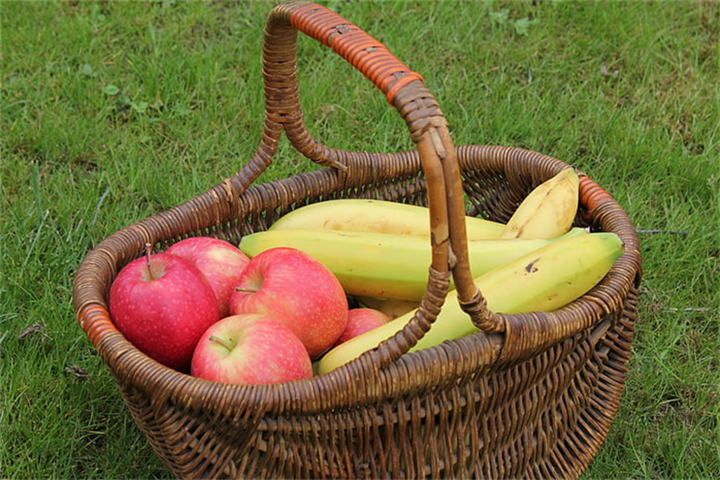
xmin=1 ymin=0 xmax=718 ymax=478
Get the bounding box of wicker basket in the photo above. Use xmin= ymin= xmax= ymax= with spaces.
xmin=72 ymin=2 xmax=642 ymax=478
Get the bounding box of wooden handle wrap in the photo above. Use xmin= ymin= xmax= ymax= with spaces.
xmin=289 ymin=3 xmax=424 ymax=104
xmin=579 ymin=175 xmax=615 ymax=215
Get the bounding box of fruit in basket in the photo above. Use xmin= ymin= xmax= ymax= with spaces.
xmin=316 ymin=231 xmax=624 ymax=374
xmin=269 ymin=199 xmax=506 ymax=239
xmin=354 ymin=296 xmax=420 ymax=319
xmin=166 ymin=236 xmax=250 ymax=318
xmin=229 ymin=247 xmax=348 ymax=359
xmin=500 ymin=167 xmax=580 ymax=239
xmin=335 ymin=308 xmax=392 ymax=345
xmin=108 ymin=247 xmax=220 ymax=372
xmin=191 ymin=313 xmax=313 ymax=385
xmin=239 ymin=227 xmax=587 ymax=302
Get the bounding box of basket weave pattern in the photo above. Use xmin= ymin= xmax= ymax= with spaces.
xmin=72 ymin=2 xmax=642 ymax=479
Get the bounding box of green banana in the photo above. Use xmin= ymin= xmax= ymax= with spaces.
xmin=239 ymin=228 xmax=586 ymax=302
xmin=316 ymin=231 xmax=623 ymax=374
xmin=500 ymin=168 xmax=580 ymax=240
xmin=269 ymin=199 xmax=506 ymax=240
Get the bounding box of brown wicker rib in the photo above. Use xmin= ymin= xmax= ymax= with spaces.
xmin=72 ymin=2 xmax=642 ymax=479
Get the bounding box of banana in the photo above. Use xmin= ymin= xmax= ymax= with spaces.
xmin=316 ymin=231 xmax=623 ymax=374
xmin=269 ymin=199 xmax=506 ymax=240
xmin=499 ymin=167 xmax=580 ymax=240
xmin=239 ymin=228 xmax=586 ymax=302
xmin=354 ymin=296 xmax=420 ymax=319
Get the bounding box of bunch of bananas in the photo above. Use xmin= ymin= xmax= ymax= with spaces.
xmin=238 ymin=168 xmax=624 ymax=373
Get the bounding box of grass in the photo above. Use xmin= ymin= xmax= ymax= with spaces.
xmin=1 ymin=0 xmax=718 ymax=478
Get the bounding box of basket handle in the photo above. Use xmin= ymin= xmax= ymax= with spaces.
xmin=252 ymin=1 xmax=506 ymax=362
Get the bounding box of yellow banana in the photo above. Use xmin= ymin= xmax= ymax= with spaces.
xmin=269 ymin=199 xmax=506 ymax=240
xmin=499 ymin=167 xmax=580 ymax=239
xmin=239 ymin=228 xmax=585 ymax=302
xmin=354 ymin=229 xmax=588 ymax=316
xmin=316 ymin=231 xmax=623 ymax=374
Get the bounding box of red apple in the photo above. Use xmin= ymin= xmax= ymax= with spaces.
xmin=191 ymin=313 xmax=313 ymax=385
xmin=229 ymin=247 xmax=348 ymax=359
xmin=336 ymin=308 xmax=392 ymax=345
xmin=108 ymin=246 xmax=220 ymax=372
xmin=166 ymin=236 xmax=250 ymax=318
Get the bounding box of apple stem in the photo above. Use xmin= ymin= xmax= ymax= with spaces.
xmin=145 ymin=243 xmax=155 ymax=280
xmin=208 ymin=335 xmax=234 ymax=351
xmin=235 ymin=286 xmax=258 ymax=293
